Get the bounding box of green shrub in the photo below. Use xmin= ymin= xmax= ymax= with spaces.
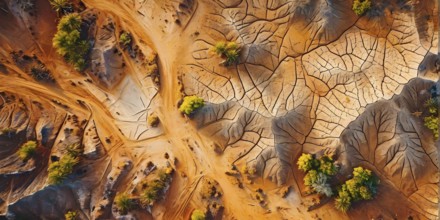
xmin=213 ymin=42 xmax=227 ymax=55
xmin=335 ymin=167 xmax=379 ymax=212
xmin=297 ymin=153 xmax=317 ymax=172
xmin=49 ymin=0 xmax=71 ymax=15
xmin=318 ymin=155 xmax=337 ymax=176
xmin=212 ymin=41 xmax=240 ymax=66
xmin=147 ymin=114 xmax=160 ymax=127
xmin=139 ymin=168 xmax=172 ymax=206
xmin=424 ymin=98 xmax=439 ymax=140
xmin=352 ymin=0 xmax=371 ymax=16
xmin=119 ymin=32 xmax=132 ymax=46
xmin=226 ymin=42 xmax=238 ymax=51
xmin=53 ymin=13 xmax=90 ymax=71
xmin=140 ymin=180 xmax=166 ymax=206
xmin=303 ymin=169 xmax=319 ymax=186
xmin=335 ymin=185 xmax=352 ymax=212
xmin=424 ymin=116 xmax=439 ymax=139
xmin=18 ymin=141 xmax=37 ymax=161
xmin=298 ymin=153 xmax=338 ymax=197
xmin=65 ymin=210 xmax=78 ymax=220
xmin=224 ymin=49 xmax=239 ymax=66
xmin=66 ymin=143 xmax=82 ymax=157
xmin=425 ymin=98 xmax=438 ymax=114
xmin=179 ymin=95 xmax=205 ymax=115
xmin=114 ymin=193 xmax=134 ymax=214
xmin=48 ymin=154 xmax=79 ymax=184
xmin=191 ymin=209 xmax=206 ymax=220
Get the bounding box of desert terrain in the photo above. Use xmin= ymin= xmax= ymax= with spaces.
xmin=0 ymin=0 xmax=439 ymax=219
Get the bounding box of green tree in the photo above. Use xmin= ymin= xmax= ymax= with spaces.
xmin=191 ymin=209 xmax=206 ymax=220
xmin=18 ymin=141 xmax=37 ymax=161
xmin=53 ymin=13 xmax=89 ymax=71
xmin=179 ymin=95 xmax=205 ymax=115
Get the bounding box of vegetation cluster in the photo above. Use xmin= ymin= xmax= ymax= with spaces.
xmin=424 ymin=97 xmax=439 ymax=140
xmin=53 ymin=13 xmax=90 ymax=71
xmin=297 ymin=153 xmax=338 ymax=197
xmin=297 ymin=153 xmax=379 ymax=212
xmin=18 ymin=140 xmax=37 ymax=161
xmin=335 ymin=167 xmax=379 ymax=212
xmin=213 ymin=41 xmax=240 ymax=66
xmin=179 ymin=95 xmax=205 ymax=115
xmin=352 ymin=0 xmax=371 ymax=16
xmin=48 ymin=143 xmax=82 ymax=184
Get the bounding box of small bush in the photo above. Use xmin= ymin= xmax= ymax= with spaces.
xmin=114 ymin=193 xmax=134 ymax=214
xmin=66 ymin=142 xmax=82 ymax=157
xmin=297 ymin=153 xmax=318 ymax=172
xmin=303 ymin=169 xmax=319 ymax=186
xmin=424 ymin=98 xmax=439 ymax=140
xmin=179 ymin=95 xmax=205 ymax=115
xmin=49 ymin=0 xmax=72 ymax=15
xmin=119 ymin=32 xmax=132 ymax=46
xmin=352 ymin=0 xmax=371 ymax=16
xmin=140 ymin=168 xmax=172 ymax=206
xmin=335 ymin=185 xmax=352 ymax=212
xmin=335 ymin=167 xmax=379 ymax=212
xmin=191 ymin=209 xmax=206 ymax=220
xmin=224 ymin=49 xmax=239 ymax=66
xmin=48 ymin=154 xmax=79 ymax=184
xmin=425 ymin=117 xmax=440 ymax=132
xmin=298 ymin=153 xmax=338 ymax=197
xmin=53 ymin=13 xmax=90 ymax=71
xmin=147 ymin=114 xmax=160 ymax=127
xmin=65 ymin=210 xmax=78 ymax=220
xmin=213 ymin=42 xmax=227 ymax=55
xmin=18 ymin=141 xmax=37 ymax=161
xmin=318 ymin=155 xmax=338 ymax=176
xmin=212 ymin=41 xmax=240 ymax=66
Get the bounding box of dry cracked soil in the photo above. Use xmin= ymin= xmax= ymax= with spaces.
xmin=0 ymin=0 xmax=439 ymax=219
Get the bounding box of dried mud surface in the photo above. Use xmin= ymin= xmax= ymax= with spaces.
xmin=0 ymin=0 xmax=439 ymax=219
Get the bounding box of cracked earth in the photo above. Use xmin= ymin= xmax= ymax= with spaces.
xmin=0 ymin=0 xmax=439 ymax=219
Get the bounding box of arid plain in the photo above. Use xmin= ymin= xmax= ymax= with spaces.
xmin=0 ymin=0 xmax=439 ymax=219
